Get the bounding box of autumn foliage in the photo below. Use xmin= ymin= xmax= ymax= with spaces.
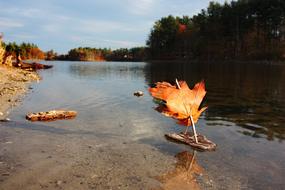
xmin=4 ymin=42 xmax=45 ymax=60
xmin=147 ymin=0 xmax=285 ymax=60
xmin=0 ymin=36 xmax=13 ymax=66
xmin=178 ymin=24 xmax=187 ymax=33
xmin=149 ymin=80 xmax=207 ymax=126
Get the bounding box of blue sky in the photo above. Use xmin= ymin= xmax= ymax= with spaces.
xmin=0 ymin=0 xmax=226 ymax=53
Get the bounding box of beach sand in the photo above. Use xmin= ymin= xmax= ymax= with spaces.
xmin=0 ymin=65 xmax=39 ymax=119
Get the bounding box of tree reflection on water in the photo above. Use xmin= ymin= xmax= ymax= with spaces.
xmin=144 ymin=61 xmax=285 ymax=141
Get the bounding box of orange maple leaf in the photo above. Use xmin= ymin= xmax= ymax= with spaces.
xmin=178 ymin=24 xmax=187 ymax=33
xmin=149 ymin=80 xmax=207 ymax=126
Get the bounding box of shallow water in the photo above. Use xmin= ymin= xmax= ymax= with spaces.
xmin=8 ymin=61 xmax=285 ymax=189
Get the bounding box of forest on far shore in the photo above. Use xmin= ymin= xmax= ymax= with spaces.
xmin=1 ymin=41 xmax=146 ymax=62
xmin=147 ymin=0 xmax=285 ymax=61
xmin=1 ymin=0 xmax=285 ymax=62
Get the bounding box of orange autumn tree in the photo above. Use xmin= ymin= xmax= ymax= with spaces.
xmin=149 ymin=80 xmax=207 ymax=141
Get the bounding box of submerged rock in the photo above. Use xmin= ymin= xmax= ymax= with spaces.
xmin=0 ymin=118 xmax=11 ymax=122
xmin=134 ymin=91 xmax=144 ymax=97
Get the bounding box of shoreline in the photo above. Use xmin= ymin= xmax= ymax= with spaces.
xmin=147 ymin=59 xmax=285 ymax=65
xmin=0 ymin=65 xmax=40 ymax=120
xmin=47 ymin=59 xmax=285 ymax=65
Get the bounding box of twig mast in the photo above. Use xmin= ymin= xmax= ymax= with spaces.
xmin=175 ymin=79 xmax=198 ymax=143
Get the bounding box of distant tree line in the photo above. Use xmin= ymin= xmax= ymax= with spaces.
xmin=55 ymin=47 xmax=146 ymax=62
xmin=3 ymin=42 xmax=45 ymax=60
xmin=55 ymin=47 xmax=110 ymax=61
xmin=105 ymin=47 xmax=146 ymax=61
xmin=147 ymin=0 xmax=285 ymax=60
xmin=1 ymin=42 xmax=147 ymax=62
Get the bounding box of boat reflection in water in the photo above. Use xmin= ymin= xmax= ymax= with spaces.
xmin=154 ymin=151 xmax=205 ymax=190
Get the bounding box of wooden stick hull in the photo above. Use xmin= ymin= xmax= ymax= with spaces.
xmin=165 ymin=132 xmax=217 ymax=151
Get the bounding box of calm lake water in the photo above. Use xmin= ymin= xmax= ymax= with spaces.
xmin=10 ymin=61 xmax=285 ymax=189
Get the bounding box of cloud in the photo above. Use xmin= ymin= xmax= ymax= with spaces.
xmin=0 ymin=17 xmax=24 ymax=28
xmin=39 ymin=18 xmax=143 ymax=35
xmin=17 ymin=8 xmax=42 ymax=18
xmin=78 ymin=20 xmax=125 ymax=33
xmin=9 ymin=33 xmax=36 ymax=39
xmin=0 ymin=7 xmax=42 ymax=18
xmin=69 ymin=35 xmax=142 ymax=49
xmin=101 ymin=39 xmax=141 ymax=48
xmin=42 ymin=24 xmax=62 ymax=33
xmin=76 ymin=19 xmax=147 ymax=33
xmin=125 ymin=0 xmax=157 ymax=15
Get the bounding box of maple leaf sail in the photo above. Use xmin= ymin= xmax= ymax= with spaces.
xmin=149 ymin=80 xmax=217 ymax=149
xmin=149 ymin=80 xmax=207 ymax=127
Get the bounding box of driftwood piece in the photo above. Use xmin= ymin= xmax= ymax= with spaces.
xmin=26 ymin=110 xmax=77 ymax=121
xmin=13 ymin=62 xmax=53 ymax=71
xmin=165 ymin=132 xmax=217 ymax=151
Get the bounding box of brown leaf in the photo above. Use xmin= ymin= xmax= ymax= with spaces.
xmin=149 ymin=80 xmax=207 ymax=126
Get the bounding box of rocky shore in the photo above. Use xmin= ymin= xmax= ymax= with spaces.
xmin=0 ymin=65 xmax=40 ymax=120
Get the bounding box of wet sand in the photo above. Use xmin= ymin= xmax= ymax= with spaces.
xmin=0 ymin=65 xmax=39 ymax=119
xmin=0 ymin=123 xmax=176 ymax=190
xmin=0 ymin=120 xmax=221 ymax=190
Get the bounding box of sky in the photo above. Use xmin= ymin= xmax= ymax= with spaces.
xmin=0 ymin=0 xmax=227 ymax=54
